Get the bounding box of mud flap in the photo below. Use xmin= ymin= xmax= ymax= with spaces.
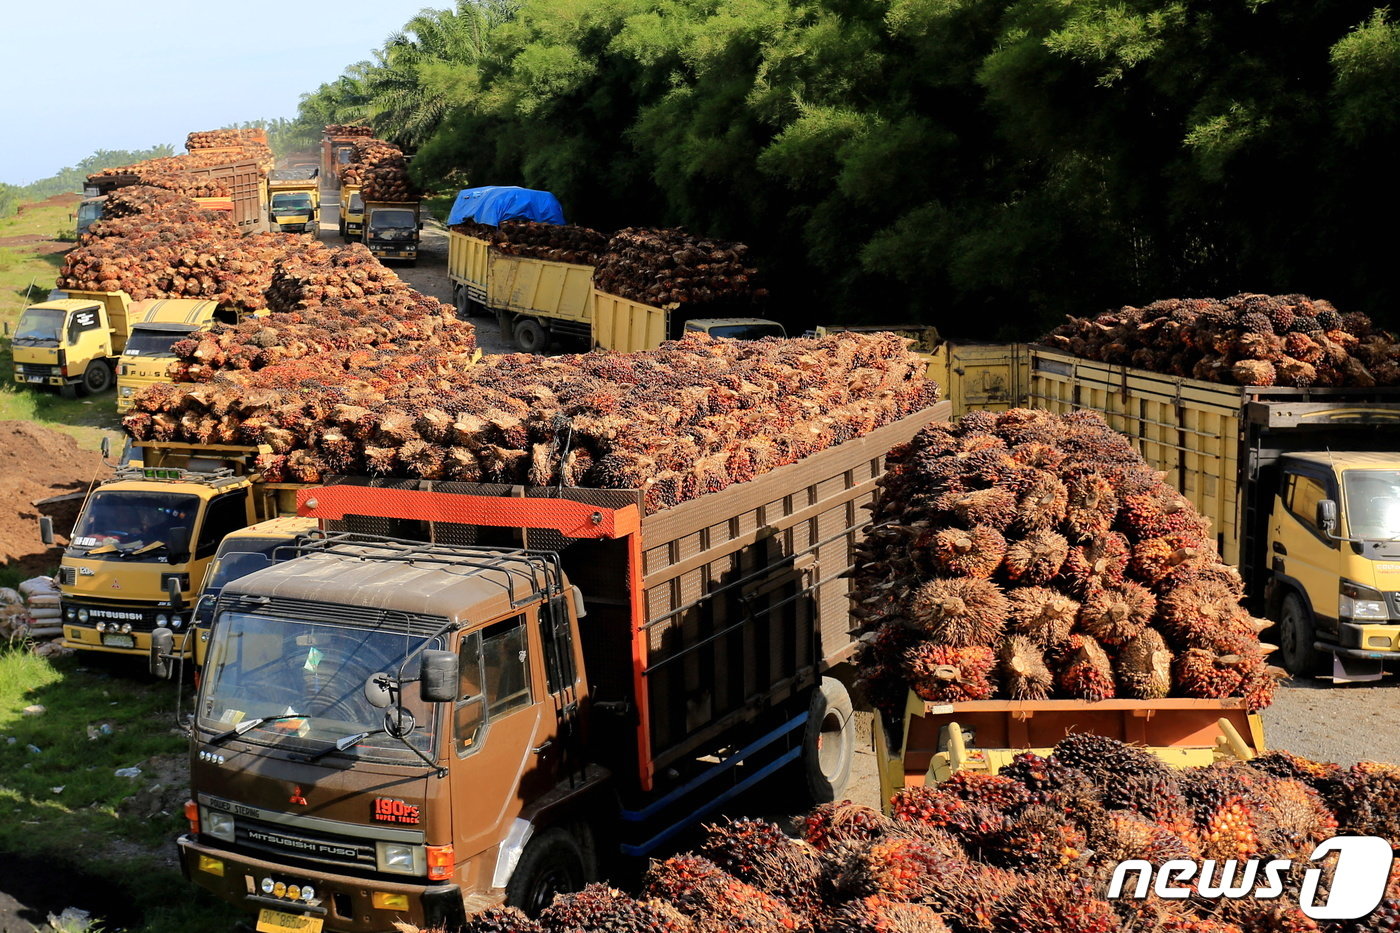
xmin=1331 ymin=652 xmax=1384 ymax=683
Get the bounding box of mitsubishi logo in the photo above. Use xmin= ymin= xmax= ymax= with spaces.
xmin=289 ymin=785 xmax=308 ymax=807
xmin=110 ymin=580 xmax=121 ymax=589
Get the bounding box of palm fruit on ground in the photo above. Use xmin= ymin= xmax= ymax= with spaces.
xmin=538 ymin=884 xmax=694 ymax=933
xmin=991 ymin=874 xmax=1120 ymax=933
xmin=643 ymin=854 xmax=804 ymax=933
xmin=824 ymin=895 xmax=951 ymax=933
xmin=697 ymin=818 xmax=825 ymax=923
xmin=461 ymin=906 xmax=545 ymax=932
xmin=1342 ymin=760 xmax=1400 ymax=844
xmin=803 ymin=801 xmax=898 ymax=861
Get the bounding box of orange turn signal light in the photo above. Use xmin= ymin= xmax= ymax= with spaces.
xmin=426 ymin=844 xmax=454 ymax=881
xmin=184 ymin=799 xmax=200 ymax=834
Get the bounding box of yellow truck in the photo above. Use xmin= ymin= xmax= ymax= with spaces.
xmin=115 ymin=299 xmax=226 ymax=412
xmin=448 ymin=231 xmax=787 ymax=353
xmin=338 ymin=184 xmax=364 ymax=242
xmin=363 ymin=199 xmax=421 ymax=264
xmin=11 ymin=290 xmax=136 ymax=397
xmin=49 ymin=440 xmax=308 ymax=661
xmin=267 ymin=172 xmax=320 ymax=235
xmin=937 ymin=343 xmax=1400 ymax=682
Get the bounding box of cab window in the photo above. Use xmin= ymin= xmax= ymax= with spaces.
xmin=1284 ymin=473 xmax=1333 ymax=543
xmin=454 ymin=631 xmax=485 ymax=755
xmin=67 ymin=308 xmax=101 ymax=343
xmin=453 ymin=615 xmax=533 ymax=757
xmin=539 ymin=597 xmax=577 ymax=694
xmin=196 ymin=491 xmax=249 ymax=558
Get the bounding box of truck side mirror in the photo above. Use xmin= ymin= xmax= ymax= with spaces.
xmin=39 ymin=517 xmax=54 ymax=546
xmin=166 ymin=572 xmax=184 ymax=610
xmin=365 ymin=672 xmax=395 ymax=709
xmin=570 ymin=585 xmax=587 ymax=620
xmin=169 ymin=526 xmax=190 ymax=564
xmin=420 ymin=650 xmax=459 ymax=702
xmin=1317 ymin=499 xmax=1339 ymax=534
xmin=150 ymin=627 xmax=175 ymax=679
xmin=100 ymin=436 xmax=111 ymax=460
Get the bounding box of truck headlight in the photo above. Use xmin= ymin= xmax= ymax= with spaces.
xmin=1340 ymin=580 xmax=1389 ymax=621
xmin=66 ymin=608 xmax=76 ymax=621
xmin=202 ymin=808 xmax=235 ymax=842
xmin=155 ymin=613 xmax=168 ymax=625
xmin=121 ymin=386 xmax=133 ymax=396
xmin=375 ymin=841 xmax=420 ymax=875
xmin=77 ymin=609 xmax=90 ymax=622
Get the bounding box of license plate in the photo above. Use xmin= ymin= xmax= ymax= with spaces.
xmin=257 ymin=909 xmax=323 ymax=933
xmin=26 ymin=376 xmax=44 ymax=383
xmin=101 ymin=633 xmax=135 ymax=648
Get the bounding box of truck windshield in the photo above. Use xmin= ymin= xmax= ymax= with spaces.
xmin=272 ymin=193 xmax=314 ymax=212
xmin=193 ymin=551 xmax=274 ymax=628
xmin=123 ymin=326 xmax=192 ymax=357
xmin=369 ymin=210 xmax=416 ymax=240
xmin=14 ymin=308 xmax=65 ymax=345
xmin=347 ymin=193 xmax=364 ymax=214
xmin=76 ymin=200 xmax=103 ymax=233
xmin=69 ymin=490 xmax=200 ymax=556
xmin=688 ymin=322 xmax=786 ymax=340
xmin=1344 ymin=471 xmax=1400 ymax=549
xmin=198 ymin=611 xmax=438 ymax=762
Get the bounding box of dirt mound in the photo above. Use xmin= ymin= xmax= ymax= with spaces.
xmin=0 ymin=422 xmax=109 ymax=573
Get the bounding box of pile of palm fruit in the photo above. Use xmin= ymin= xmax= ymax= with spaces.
xmin=449 ymin=740 xmax=1399 ymax=933
xmin=1043 ymin=294 xmax=1400 ymax=386
xmin=594 ymin=227 xmax=765 ymax=310
xmin=122 ymin=331 xmax=936 ymax=505
xmin=338 ymin=138 xmax=412 ymax=197
xmin=88 ymin=143 xmax=274 ymax=197
xmin=853 ymin=410 xmax=1281 ymax=716
xmin=186 ymin=128 xmax=265 ymax=150
xmin=453 ymin=219 xmax=610 ymax=265
xmin=324 ymin=124 xmax=374 ymax=138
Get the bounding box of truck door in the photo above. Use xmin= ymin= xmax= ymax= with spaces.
xmin=449 ymin=613 xmax=550 ymax=864
xmin=1271 ymin=467 xmax=1341 ymax=634
xmin=67 ymin=306 xmax=108 ymax=362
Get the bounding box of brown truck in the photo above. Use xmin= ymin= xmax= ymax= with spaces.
xmin=86 ymin=158 xmax=269 ymax=235
xmin=161 ymin=402 xmax=946 ymax=931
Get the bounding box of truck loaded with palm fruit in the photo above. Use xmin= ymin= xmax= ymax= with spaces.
xmin=150 ymin=331 xmax=946 ymax=930
xmin=445 ymin=186 xmax=785 ymax=352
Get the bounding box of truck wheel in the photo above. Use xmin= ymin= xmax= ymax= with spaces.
xmin=801 ymin=677 xmax=855 ymax=804
xmin=514 ymin=318 xmax=549 ymax=353
xmin=1279 ymin=592 xmax=1322 ymax=676
xmin=505 ymin=828 xmax=587 ymax=917
xmin=454 ymin=286 xmax=472 ymax=319
xmin=81 ymin=361 xmax=113 ymax=395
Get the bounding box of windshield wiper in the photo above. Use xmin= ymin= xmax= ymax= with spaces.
xmin=298 ymin=728 xmax=387 ymax=763
xmin=208 ymin=714 xmax=306 ymax=746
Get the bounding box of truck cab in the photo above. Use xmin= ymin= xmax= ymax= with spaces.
xmin=269 ymin=173 xmax=320 ymax=235
xmin=682 ymin=318 xmax=786 ymax=340
xmin=58 ymin=443 xmax=301 ymax=660
xmin=1265 ymin=451 xmax=1400 ymax=679
xmin=11 ymin=294 xmax=127 ymax=397
xmin=76 ymin=196 xmax=105 ymax=237
xmin=175 ymin=536 xmax=593 ymax=930
xmin=339 ymin=186 xmax=364 ymax=241
xmin=363 ymin=202 xmax=420 ymax=264
xmin=115 ymin=299 xmax=224 ymax=412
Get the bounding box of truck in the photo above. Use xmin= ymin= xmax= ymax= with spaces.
xmin=268 ymin=172 xmax=320 ymax=235
xmin=338 ymin=185 xmax=364 ymax=242
xmin=50 ymin=440 xmax=307 ymax=661
xmin=321 ymin=135 xmax=360 ymax=187
xmin=115 ymin=299 xmax=229 ymax=413
xmin=86 ymin=157 xmax=270 ymax=235
xmin=445 ymin=187 xmax=784 ymax=353
xmin=363 ymin=200 xmax=421 ymax=264
xmin=161 ymin=400 xmax=948 ymax=930
xmin=12 ymin=290 xmax=137 ymax=397
xmin=76 ymin=195 xmax=105 ymax=237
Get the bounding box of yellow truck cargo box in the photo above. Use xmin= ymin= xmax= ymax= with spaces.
xmin=593 ymin=290 xmax=670 ymax=352
xmin=1026 ymin=346 xmax=1247 ymax=565
xmin=932 ymin=341 xmax=1028 ymax=413
xmin=447 ymin=231 xmax=491 ymax=303
xmin=486 ymin=252 xmax=594 ymax=324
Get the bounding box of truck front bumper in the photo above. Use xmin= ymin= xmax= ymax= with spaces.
xmin=61 ymin=622 xmax=191 ymax=658
xmin=1333 ymin=621 xmax=1400 ymax=654
xmin=177 ymin=835 xmax=467 ymax=933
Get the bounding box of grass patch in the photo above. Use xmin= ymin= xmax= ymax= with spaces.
xmin=0 ymin=196 xmax=78 ymax=328
xmin=0 ymin=647 xmax=240 ymax=931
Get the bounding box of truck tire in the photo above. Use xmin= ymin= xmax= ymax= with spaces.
xmin=1279 ymin=591 xmax=1323 ymax=676
xmin=81 ymin=361 xmax=112 ymax=395
xmin=514 ymin=318 xmax=549 ymax=354
xmin=453 ymin=286 xmax=473 ymax=319
xmin=505 ymin=827 xmax=588 ymax=917
xmin=801 ymin=677 xmax=855 ymax=804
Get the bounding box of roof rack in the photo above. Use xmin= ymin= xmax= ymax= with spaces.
xmin=270 ymin=531 xmax=568 ymax=610
xmin=112 ymin=465 xmax=246 ymax=489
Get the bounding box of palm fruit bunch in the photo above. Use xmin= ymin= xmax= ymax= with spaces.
xmin=186 ymin=128 xmax=266 ymax=150
xmin=451 ymin=219 xmax=611 ymax=266
xmin=124 ymin=330 xmax=936 ymax=512
xmin=593 ymin=227 xmax=767 ymax=312
xmin=324 ymin=123 xmax=374 ymax=138
xmin=643 ymin=854 xmax=805 ymax=932
xmin=537 ymin=883 xmax=694 ymax=932
xmin=853 ymin=409 xmax=1282 ymax=714
xmin=338 ymin=137 xmax=405 ymax=186
xmin=1043 ymin=293 xmax=1400 ymax=387
xmin=87 ymin=144 xmax=275 ymax=196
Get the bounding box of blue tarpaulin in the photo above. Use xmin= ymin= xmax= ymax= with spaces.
xmin=446 ymin=186 xmax=566 ymax=227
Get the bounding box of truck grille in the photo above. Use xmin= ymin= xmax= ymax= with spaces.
xmin=20 ymin=364 xmax=53 ymax=376
xmin=234 ymin=817 xmax=378 ymax=872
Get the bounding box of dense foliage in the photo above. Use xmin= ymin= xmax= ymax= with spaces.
xmin=293 ymin=1 xmax=1400 ymax=336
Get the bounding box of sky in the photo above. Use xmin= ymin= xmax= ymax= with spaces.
xmin=2 ymin=1 xmax=427 ymax=186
